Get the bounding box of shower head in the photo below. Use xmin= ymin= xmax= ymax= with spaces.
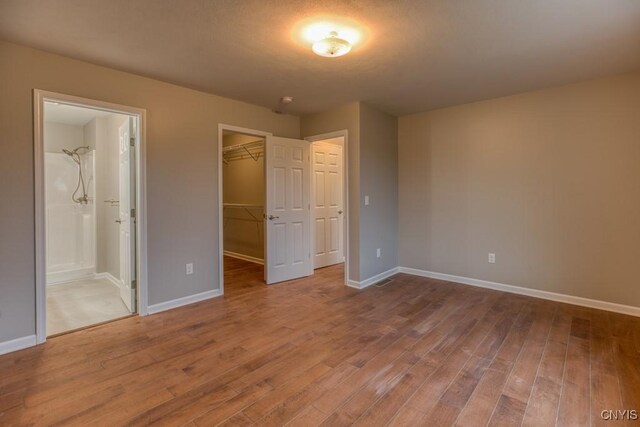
xmin=62 ymin=147 xmax=82 ymax=165
xmin=62 ymin=146 xmax=90 ymax=156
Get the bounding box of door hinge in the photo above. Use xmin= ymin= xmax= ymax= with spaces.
xmin=130 ymin=208 xmax=136 ymax=218
xmin=130 ymin=136 xmax=136 ymax=147
xmin=131 ymin=279 xmax=137 ymax=290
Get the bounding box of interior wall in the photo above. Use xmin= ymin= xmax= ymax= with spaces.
xmin=359 ymin=103 xmax=399 ymax=280
xmin=0 ymin=40 xmax=299 ymax=343
xmin=301 ymin=102 xmax=399 ymax=283
xmin=222 ymin=133 xmax=265 ymax=260
xmin=399 ymin=71 xmax=640 ymax=308
xmin=89 ymin=117 xmax=106 ymax=275
xmin=301 ymin=102 xmax=361 ymax=282
xmin=91 ymin=114 xmax=127 ymax=279
xmin=43 ymin=122 xmax=85 ymax=152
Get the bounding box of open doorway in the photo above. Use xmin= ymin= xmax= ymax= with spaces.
xmin=218 ymin=125 xmax=349 ymax=293
xmin=221 ymin=129 xmax=267 ymax=293
xmin=34 ymin=91 xmax=147 ymax=341
xmin=219 ymin=125 xmax=318 ymax=291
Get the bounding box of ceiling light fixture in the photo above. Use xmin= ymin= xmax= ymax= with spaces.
xmin=312 ymin=31 xmax=352 ymax=58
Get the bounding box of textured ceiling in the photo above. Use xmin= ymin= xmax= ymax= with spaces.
xmin=1 ymin=0 xmax=640 ymax=115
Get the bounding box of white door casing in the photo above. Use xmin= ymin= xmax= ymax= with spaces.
xmin=118 ymin=119 xmax=136 ymax=312
xmin=35 ymin=89 xmax=148 ymax=344
xmin=265 ymin=136 xmax=312 ymax=284
xmin=312 ymin=141 xmax=344 ymax=268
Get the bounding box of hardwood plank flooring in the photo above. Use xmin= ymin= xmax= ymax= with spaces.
xmin=0 ymin=256 xmax=638 ymax=426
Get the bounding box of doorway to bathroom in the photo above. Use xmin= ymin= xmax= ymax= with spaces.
xmin=34 ymin=91 xmax=147 ymax=340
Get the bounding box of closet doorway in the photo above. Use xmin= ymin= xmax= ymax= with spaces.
xmin=218 ymin=125 xmax=348 ymax=293
xmin=221 ymin=129 xmax=267 ymax=291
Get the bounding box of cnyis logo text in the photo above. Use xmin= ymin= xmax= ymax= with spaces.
xmin=601 ymin=410 xmax=638 ymax=421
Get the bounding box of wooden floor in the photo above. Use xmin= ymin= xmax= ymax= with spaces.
xmin=1 ymin=257 xmax=638 ymax=426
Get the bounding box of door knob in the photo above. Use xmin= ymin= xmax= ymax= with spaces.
xmin=268 ymin=215 xmax=279 ymax=220
xmin=338 ymin=210 xmax=343 ymax=214
xmin=115 ymin=219 xmax=122 ymax=224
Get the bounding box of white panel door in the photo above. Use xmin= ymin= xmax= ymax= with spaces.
xmin=265 ymin=136 xmax=312 ymax=284
xmin=118 ymin=119 xmax=136 ymax=312
xmin=312 ymin=142 xmax=344 ymax=268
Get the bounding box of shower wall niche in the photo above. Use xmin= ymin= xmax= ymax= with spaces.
xmin=44 ymin=122 xmax=96 ymax=283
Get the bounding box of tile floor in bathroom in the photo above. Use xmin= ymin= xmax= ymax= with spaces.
xmin=47 ymin=277 xmax=132 ymax=335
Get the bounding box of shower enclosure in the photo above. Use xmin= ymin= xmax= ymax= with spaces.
xmin=45 ymin=147 xmax=96 ymax=283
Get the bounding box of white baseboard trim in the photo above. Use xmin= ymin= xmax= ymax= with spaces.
xmin=0 ymin=335 xmax=37 ymax=356
xmin=94 ymin=272 xmax=123 ymax=288
xmin=47 ymin=266 xmax=95 ymax=285
xmin=399 ymin=267 xmax=640 ymax=317
xmin=147 ymin=289 xmax=222 ymax=315
xmin=224 ymin=250 xmax=264 ymax=265
xmin=347 ymin=267 xmax=400 ymax=290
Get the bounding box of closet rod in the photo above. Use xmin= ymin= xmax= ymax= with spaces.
xmin=223 ymin=203 xmax=264 ymax=226
xmin=222 ymin=139 xmax=264 ymax=153
xmin=223 ymin=140 xmax=263 ymax=162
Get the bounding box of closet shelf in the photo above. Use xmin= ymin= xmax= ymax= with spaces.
xmin=222 ymin=140 xmax=264 ymax=163
xmin=223 ymin=203 xmax=263 ymax=208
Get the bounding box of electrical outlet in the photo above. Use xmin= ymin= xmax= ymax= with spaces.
xmin=186 ymin=263 xmax=194 ymax=275
xmin=488 ymin=253 xmax=496 ymax=264
xmin=364 ymin=195 xmax=370 ymax=206
xmin=376 ymin=248 xmax=381 ymax=258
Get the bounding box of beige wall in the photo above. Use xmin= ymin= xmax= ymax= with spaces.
xmin=0 ymin=41 xmax=299 ymax=342
xmin=222 ymin=133 xmax=265 ymax=260
xmin=301 ymin=102 xmax=399 ymax=283
xmin=359 ymin=103 xmax=398 ymax=279
xmin=399 ymin=72 xmax=640 ymax=307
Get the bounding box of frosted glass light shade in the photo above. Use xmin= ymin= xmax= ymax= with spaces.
xmin=312 ymin=31 xmax=352 ymax=57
